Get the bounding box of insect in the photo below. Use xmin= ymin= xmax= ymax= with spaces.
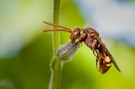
xmin=42 ymin=21 xmax=121 ymax=74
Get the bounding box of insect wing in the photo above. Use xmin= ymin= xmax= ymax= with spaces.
xmin=56 ymin=41 xmax=80 ymax=61
xmin=96 ymin=37 xmax=121 ymax=72
xmin=105 ymin=48 xmax=121 ymax=72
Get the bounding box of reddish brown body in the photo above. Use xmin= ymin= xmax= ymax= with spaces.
xmin=43 ymin=21 xmax=121 ymax=74
xmin=69 ymin=27 xmax=118 ymax=73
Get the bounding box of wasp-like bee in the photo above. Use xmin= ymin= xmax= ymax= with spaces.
xmin=43 ymin=21 xmax=121 ymax=74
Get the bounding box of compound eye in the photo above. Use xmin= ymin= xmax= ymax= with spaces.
xmin=80 ymin=31 xmax=84 ymax=35
xmin=90 ymin=32 xmax=95 ymax=36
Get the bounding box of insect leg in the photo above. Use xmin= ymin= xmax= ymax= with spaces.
xmin=92 ymin=39 xmax=98 ymax=56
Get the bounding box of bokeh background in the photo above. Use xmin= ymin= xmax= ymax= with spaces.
xmin=0 ymin=0 xmax=135 ymax=89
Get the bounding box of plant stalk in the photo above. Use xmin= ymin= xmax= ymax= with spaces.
xmin=49 ymin=0 xmax=62 ymax=89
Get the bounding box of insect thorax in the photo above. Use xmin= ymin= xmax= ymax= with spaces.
xmin=70 ymin=28 xmax=87 ymax=42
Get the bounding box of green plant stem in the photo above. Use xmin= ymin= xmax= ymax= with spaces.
xmin=49 ymin=0 xmax=62 ymax=89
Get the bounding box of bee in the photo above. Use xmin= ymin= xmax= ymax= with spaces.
xmin=42 ymin=21 xmax=121 ymax=74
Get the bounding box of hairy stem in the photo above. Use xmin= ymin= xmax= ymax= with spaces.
xmin=49 ymin=0 xmax=62 ymax=89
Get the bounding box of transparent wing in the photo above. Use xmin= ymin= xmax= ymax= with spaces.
xmin=56 ymin=41 xmax=80 ymax=61
xmin=96 ymin=37 xmax=121 ymax=72
xmin=105 ymin=48 xmax=121 ymax=72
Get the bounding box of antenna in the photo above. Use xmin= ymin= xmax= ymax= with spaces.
xmin=42 ymin=29 xmax=72 ymax=33
xmin=43 ymin=21 xmax=72 ymax=31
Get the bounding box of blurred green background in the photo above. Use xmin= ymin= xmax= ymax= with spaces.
xmin=0 ymin=0 xmax=135 ymax=89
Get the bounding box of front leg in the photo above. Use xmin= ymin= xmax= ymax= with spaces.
xmin=92 ymin=39 xmax=98 ymax=56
